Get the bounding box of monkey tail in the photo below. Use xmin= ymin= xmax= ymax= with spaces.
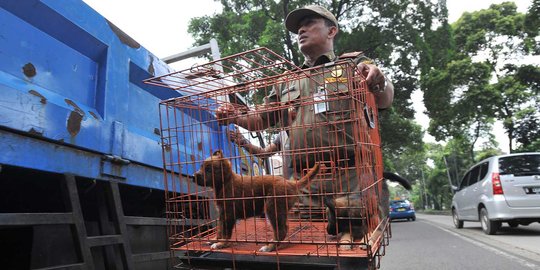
xmin=296 ymin=163 xmax=321 ymax=188
xmin=383 ymin=172 xmax=412 ymax=190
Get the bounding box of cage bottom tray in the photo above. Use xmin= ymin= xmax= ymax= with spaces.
xmin=173 ymin=218 xmax=383 ymax=258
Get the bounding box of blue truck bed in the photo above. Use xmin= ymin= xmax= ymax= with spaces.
xmin=0 ymin=0 xmax=182 ymax=189
xmin=0 ymin=1 xmax=258 ymax=269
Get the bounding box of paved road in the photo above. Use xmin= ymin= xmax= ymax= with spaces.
xmin=379 ymin=214 xmax=540 ymax=270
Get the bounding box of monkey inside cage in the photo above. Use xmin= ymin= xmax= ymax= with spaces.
xmin=145 ymin=48 xmax=390 ymax=270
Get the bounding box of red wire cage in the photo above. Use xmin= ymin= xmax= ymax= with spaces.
xmin=145 ymin=47 xmax=390 ymax=270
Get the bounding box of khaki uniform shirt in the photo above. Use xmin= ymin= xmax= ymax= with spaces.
xmin=260 ymin=51 xmax=376 ymax=205
xmin=262 ymin=51 xmax=373 ymax=176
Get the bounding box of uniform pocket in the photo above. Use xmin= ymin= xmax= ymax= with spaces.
xmin=280 ymin=85 xmax=300 ymax=103
xmin=321 ymin=82 xmax=352 ymax=121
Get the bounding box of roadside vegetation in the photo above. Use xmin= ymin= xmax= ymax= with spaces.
xmin=188 ymin=0 xmax=539 ymax=210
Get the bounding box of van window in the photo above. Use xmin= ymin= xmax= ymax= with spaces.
xmin=478 ymin=162 xmax=489 ymax=181
xmin=468 ymin=166 xmax=481 ymax=186
xmin=499 ymin=154 xmax=540 ymax=176
xmin=459 ymin=171 xmax=472 ymax=189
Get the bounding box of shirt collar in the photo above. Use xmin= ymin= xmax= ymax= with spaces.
xmin=301 ymin=51 xmax=337 ymax=69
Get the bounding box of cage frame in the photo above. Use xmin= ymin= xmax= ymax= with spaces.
xmin=148 ymin=47 xmax=391 ymax=270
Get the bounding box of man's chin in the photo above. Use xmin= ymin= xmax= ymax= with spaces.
xmin=299 ymin=44 xmax=311 ymax=54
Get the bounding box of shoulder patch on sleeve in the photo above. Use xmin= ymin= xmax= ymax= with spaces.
xmin=339 ymin=51 xmax=364 ymax=59
xmin=360 ymin=59 xmax=374 ymax=64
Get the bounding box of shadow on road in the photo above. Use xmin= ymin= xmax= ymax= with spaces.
xmin=389 ymin=219 xmax=416 ymax=223
xmin=462 ymin=225 xmax=540 ymax=236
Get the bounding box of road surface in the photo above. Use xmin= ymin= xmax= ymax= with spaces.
xmin=380 ymin=213 xmax=540 ymax=270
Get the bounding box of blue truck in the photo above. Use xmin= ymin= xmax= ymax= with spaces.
xmin=0 ymin=1 xmax=263 ymax=269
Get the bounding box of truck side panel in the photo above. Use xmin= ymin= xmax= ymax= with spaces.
xmin=0 ymin=0 xmax=189 ymax=188
xmin=0 ymin=1 xmax=245 ymax=269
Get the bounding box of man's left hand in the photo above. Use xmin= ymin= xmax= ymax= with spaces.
xmin=357 ymin=63 xmax=386 ymax=93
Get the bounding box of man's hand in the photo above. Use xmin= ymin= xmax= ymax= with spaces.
xmin=216 ymin=103 xmax=237 ymax=125
xmin=357 ymin=63 xmax=386 ymax=93
xmin=217 ymin=102 xmax=268 ymax=130
xmin=356 ymin=62 xmax=394 ymax=109
xmin=228 ymin=129 xmax=248 ymax=146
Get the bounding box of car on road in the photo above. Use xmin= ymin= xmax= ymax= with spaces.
xmin=451 ymin=152 xmax=540 ymax=235
xmin=389 ymin=199 xmax=416 ymax=221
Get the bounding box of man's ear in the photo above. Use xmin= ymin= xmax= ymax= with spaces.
xmin=328 ymin=26 xmax=338 ymax=39
xmin=212 ymin=150 xmax=223 ymax=157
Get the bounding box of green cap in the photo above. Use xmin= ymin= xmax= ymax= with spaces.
xmin=285 ymin=5 xmax=338 ymax=34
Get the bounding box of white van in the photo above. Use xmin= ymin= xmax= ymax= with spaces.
xmin=451 ymin=152 xmax=540 ymax=234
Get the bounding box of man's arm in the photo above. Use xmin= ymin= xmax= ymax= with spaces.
xmin=216 ymin=103 xmax=271 ymax=131
xmin=373 ymin=77 xmax=394 ymax=109
xmin=228 ymin=130 xmax=279 ymax=158
xmin=357 ymin=63 xmax=394 ymax=109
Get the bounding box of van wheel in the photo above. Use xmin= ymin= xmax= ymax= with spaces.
xmin=480 ymin=208 xmax=500 ymax=235
xmin=452 ymin=209 xmax=463 ymax=229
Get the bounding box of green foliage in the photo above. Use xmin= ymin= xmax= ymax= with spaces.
xmin=424 ymin=2 xmax=539 ymax=153
xmin=187 ymin=0 xmax=440 ymax=168
xmin=517 ymin=138 xmax=540 ymax=152
xmin=453 ymin=2 xmax=525 ymax=55
xmin=513 ymin=107 xmax=540 ymax=149
xmin=524 ymin=0 xmax=540 ymax=49
xmin=427 ymin=141 xmax=468 ymax=187
xmin=427 ymin=167 xmax=452 ymax=210
xmin=188 ymin=9 xmax=288 ymax=59
xmin=514 ymin=64 xmax=540 ymax=93
xmin=424 ymin=56 xmax=495 ymax=156
xmin=380 ymin=109 xmax=425 ymax=162
xmin=388 ymin=183 xmax=411 ymax=201
xmin=185 ymin=1 xmax=539 ymax=209
xmin=417 ymin=141 xmax=473 ymax=210
xmin=419 ymin=137 xmax=505 ymax=211
xmin=409 ymin=182 xmax=425 ymax=210
xmin=377 ymin=108 xmax=428 ymax=197
xmin=475 ymin=148 xmax=504 ymax=162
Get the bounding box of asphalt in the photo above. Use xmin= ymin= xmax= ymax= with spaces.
xmin=379 ymin=214 xmax=540 ymax=270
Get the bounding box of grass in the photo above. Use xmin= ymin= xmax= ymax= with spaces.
xmin=416 ymin=209 xmax=451 ymax=216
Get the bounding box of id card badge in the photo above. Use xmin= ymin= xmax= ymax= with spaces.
xmin=314 ymin=87 xmax=328 ymax=114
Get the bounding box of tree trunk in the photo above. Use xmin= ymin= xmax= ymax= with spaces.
xmin=433 ymin=196 xmax=441 ymax=210
xmin=507 ymin=126 xmax=514 ymax=153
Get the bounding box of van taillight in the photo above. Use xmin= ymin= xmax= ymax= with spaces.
xmin=492 ymin=173 xmax=504 ymax=195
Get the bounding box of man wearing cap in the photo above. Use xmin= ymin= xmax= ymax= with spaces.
xmin=284 ymin=5 xmax=394 ymax=108
xmin=217 ymin=5 xmax=393 ymax=211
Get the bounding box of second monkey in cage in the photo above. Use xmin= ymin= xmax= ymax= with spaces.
xmin=324 ymin=172 xmax=412 ymax=250
xmin=193 ymin=150 xmax=322 ymax=252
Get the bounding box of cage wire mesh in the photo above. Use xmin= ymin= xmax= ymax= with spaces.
xmin=145 ymin=47 xmax=389 ymax=269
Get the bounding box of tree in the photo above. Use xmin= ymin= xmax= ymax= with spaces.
xmin=513 ymin=107 xmax=540 ymax=152
xmin=422 ymin=141 xmax=473 ymax=210
xmin=188 ymin=0 xmax=444 ymax=166
xmin=424 ymin=2 xmax=540 ymax=154
xmin=380 ymin=110 xmax=425 ymax=181
xmin=423 ymin=58 xmax=494 ymax=161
